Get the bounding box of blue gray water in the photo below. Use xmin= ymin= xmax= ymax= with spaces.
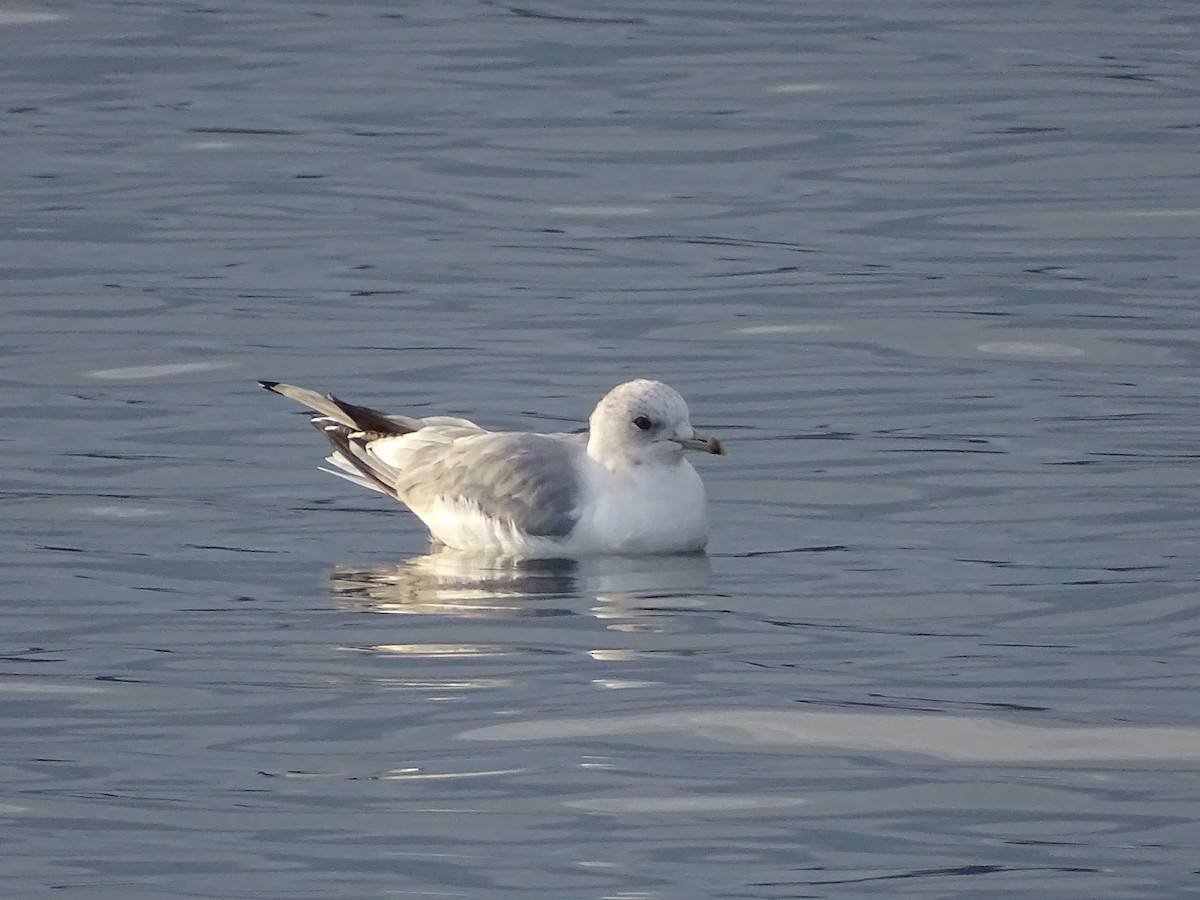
xmin=3 ymin=0 xmax=1200 ymax=896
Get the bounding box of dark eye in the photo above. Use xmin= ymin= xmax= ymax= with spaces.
xmin=633 ymin=415 xmax=653 ymax=431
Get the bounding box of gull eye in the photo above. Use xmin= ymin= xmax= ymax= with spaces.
xmin=632 ymin=415 xmax=653 ymax=431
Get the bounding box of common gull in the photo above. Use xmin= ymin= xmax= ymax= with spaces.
xmin=261 ymin=379 xmax=725 ymax=558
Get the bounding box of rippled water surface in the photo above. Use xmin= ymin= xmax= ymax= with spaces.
xmin=3 ymin=0 xmax=1200 ymax=896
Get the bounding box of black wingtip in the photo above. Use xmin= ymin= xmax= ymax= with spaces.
xmin=328 ymin=395 xmax=411 ymax=436
xmin=259 ymin=380 xmax=281 ymax=392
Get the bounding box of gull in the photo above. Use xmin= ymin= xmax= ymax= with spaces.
xmin=261 ymin=379 xmax=725 ymax=558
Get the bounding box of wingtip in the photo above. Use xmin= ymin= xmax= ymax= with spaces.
xmin=259 ymin=380 xmax=281 ymax=392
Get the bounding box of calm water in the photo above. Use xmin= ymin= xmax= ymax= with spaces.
xmin=3 ymin=0 xmax=1200 ymax=896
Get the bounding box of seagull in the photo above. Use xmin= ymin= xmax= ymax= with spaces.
xmin=261 ymin=379 xmax=725 ymax=558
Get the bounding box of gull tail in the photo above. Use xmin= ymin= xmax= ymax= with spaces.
xmin=260 ymin=381 xmax=411 ymax=499
xmin=259 ymin=381 xmax=417 ymax=436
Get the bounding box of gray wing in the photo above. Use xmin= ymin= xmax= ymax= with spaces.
xmin=261 ymin=380 xmax=585 ymax=538
xmin=393 ymin=432 xmax=585 ymax=538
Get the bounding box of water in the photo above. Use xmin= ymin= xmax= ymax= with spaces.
xmin=3 ymin=0 xmax=1200 ymax=896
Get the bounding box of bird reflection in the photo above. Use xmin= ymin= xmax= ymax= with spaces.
xmin=330 ymin=550 xmax=715 ymax=620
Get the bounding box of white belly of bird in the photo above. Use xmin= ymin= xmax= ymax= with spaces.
xmin=417 ymin=497 xmax=568 ymax=557
xmin=570 ymin=458 xmax=709 ymax=556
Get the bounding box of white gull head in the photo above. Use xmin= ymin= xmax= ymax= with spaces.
xmin=586 ymin=379 xmax=725 ymax=470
